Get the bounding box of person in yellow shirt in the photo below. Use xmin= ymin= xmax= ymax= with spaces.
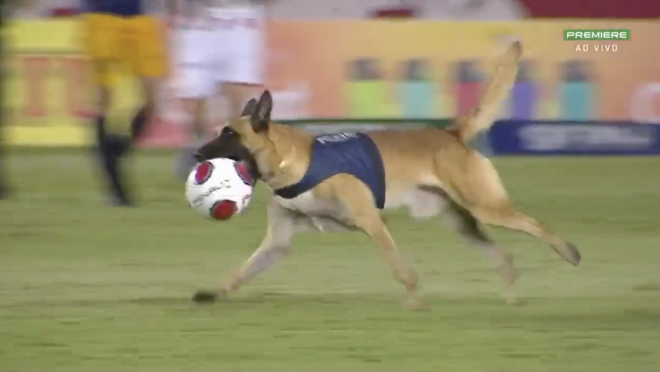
xmin=81 ymin=0 xmax=172 ymax=206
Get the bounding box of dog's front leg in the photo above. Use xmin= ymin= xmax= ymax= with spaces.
xmin=192 ymin=198 xmax=295 ymax=303
xmin=338 ymin=180 xmax=421 ymax=308
xmin=221 ymin=229 xmax=290 ymax=293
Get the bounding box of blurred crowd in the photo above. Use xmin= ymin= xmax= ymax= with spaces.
xmin=13 ymin=0 xmax=660 ymax=20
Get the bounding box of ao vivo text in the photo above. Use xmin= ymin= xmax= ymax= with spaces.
xmin=574 ymin=44 xmax=618 ymax=52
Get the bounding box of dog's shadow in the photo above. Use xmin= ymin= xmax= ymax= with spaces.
xmin=124 ymin=291 xmax=514 ymax=312
xmin=127 ymin=292 xmax=391 ymax=307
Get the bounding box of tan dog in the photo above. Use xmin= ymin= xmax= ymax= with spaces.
xmin=193 ymin=42 xmax=581 ymax=306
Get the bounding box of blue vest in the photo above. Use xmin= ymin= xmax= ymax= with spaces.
xmin=274 ymin=132 xmax=386 ymax=209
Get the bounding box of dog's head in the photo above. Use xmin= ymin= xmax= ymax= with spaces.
xmin=194 ymin=90 xmax=283 ymax=182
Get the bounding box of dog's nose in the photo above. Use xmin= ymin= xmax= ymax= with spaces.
xmin=193 ymin=153 xmax=203 ymax=162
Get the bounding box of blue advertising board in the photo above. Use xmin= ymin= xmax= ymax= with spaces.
xmin=489 ymin=120 xmax=660 ymax=156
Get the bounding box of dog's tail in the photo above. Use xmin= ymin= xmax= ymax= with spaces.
xmin=452 ymin=41 xmax=522 ymax=143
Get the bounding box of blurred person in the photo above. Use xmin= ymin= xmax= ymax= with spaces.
xmin=0 ymin=0 xmax=29 ymax=199
xmin=0 ymin=1 xmax=8 ymax=199
xmin=80 ymin=0 xmax=172 ymax=206
xmin=170 ymin=0 xmax=226 ymax=180
xmin=173 ymin=0 xmax=267 ymax=180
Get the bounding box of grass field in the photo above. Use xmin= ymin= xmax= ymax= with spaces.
xmin=1 ymin=150 xmax=660 ymax=371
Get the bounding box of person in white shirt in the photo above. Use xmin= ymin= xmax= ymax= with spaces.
xmin=172 ymin=0 xmax=267 ymax=180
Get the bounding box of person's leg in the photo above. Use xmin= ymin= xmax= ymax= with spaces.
xmin=0 ymin=18 xmax=8 ymax=200
xmin=222 ymin=83 xmax=264 ymax=120
xmin=95 ymin=74 xmax=157 ymax=207
xmin=128 ymin=15 xmax=163 ymax=147
xmin=84 ymin=13 xmax=136 ymax=206
xmin=174 ymin=98 xmax=208 ymax=181
xmin=211 ymin=3 xmax=265 ymax=121
xmin=219 ymin=55 xmax=263 ymax=128
xmin=171 ymin=27 xmax=218 ymax=181
xmin=171 ymin=68 xmax=217 ymax=181
xmin=93 ymin=69 xmax=134 ymax=206
xmin=0 ymin=127 xmax=7 ymax=201
xmin=95 ymin=71 xmax=158 ymax=207
xmin=134 ymin=76 xmax=158 ymax=142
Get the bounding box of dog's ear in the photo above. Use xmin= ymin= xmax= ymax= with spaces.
xmin=250 ymin=90 xmax=273 ymax=132
xmin=240 ymin=98 xmax=258 ymax=117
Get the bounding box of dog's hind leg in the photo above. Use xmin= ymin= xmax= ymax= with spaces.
xmin=192 ymin=196 xmax=296 ymax=303
xmin=420 ymin=186 xmax=520 ymax=303
xmin=471 ymin=206 xmax=581 ymax=266
xmin=453 ymin=153 xmax=581 ymax=266
xmin=443 ymin=193 xmax=520 ymax=303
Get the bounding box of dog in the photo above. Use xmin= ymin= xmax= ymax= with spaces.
xmin=192 ymin=41 xmax=581 ymax=307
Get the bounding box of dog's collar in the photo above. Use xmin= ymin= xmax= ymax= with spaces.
xmin=274 ymin=183 xmax=306 ymax=200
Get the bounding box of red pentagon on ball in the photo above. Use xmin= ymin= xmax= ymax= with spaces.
xmin=234 ymin=161 xmax=254 ymax=186
xmin=210 ymin=200 xmax=237 ymax=220
xmin=194 ymin=161 xmax=214 ymax=185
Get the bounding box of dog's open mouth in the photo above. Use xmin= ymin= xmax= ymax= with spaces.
xmin=194 ymin=137 xmax=261 ymax=182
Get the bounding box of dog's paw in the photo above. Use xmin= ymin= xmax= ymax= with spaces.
xmin=192 ymin=290 xmax=218 ymax=304
xmin=506 ymin=295 xmax=527 ymax=306
xmin=394 ymin=268 xmax=419 ymax=292
xmin=403 ymin=295 xmax=428 ymax=311
xmin=566 ymin=242 xmax=582 ymax=266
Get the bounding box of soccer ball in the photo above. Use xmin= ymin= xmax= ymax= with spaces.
xmin=185 ymin=158 xmax=255 ymax=220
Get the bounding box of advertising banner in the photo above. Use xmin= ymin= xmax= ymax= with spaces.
xmin=489 ymin=120 xmax=660 ymax=155
xmin=4 ymin=20 xmax=91 ymax=146
xmin=5 ymin=20 xmax=660 ymax=148
xmin=266 ymin=21 xmax=660 ymax=122
xmin=3 ymin=20 xmax=184 ymax=147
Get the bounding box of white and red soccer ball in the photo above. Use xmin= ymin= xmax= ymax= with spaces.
xmin=185 ymin=158 xmax=255 ymax=220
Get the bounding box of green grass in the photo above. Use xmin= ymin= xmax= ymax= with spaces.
xmin=1 ymin=150 xmax=660 ymax=371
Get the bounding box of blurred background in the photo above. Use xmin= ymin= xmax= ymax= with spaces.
xmin=3 ymin=0 xmax=659 ymax=149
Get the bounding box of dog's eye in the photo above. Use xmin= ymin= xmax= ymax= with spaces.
xmin=222 ymin=127 xmax=237 ymax=137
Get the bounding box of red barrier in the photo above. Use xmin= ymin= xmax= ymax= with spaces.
xmin=519 ymin=0 xmax=660 ymax=18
